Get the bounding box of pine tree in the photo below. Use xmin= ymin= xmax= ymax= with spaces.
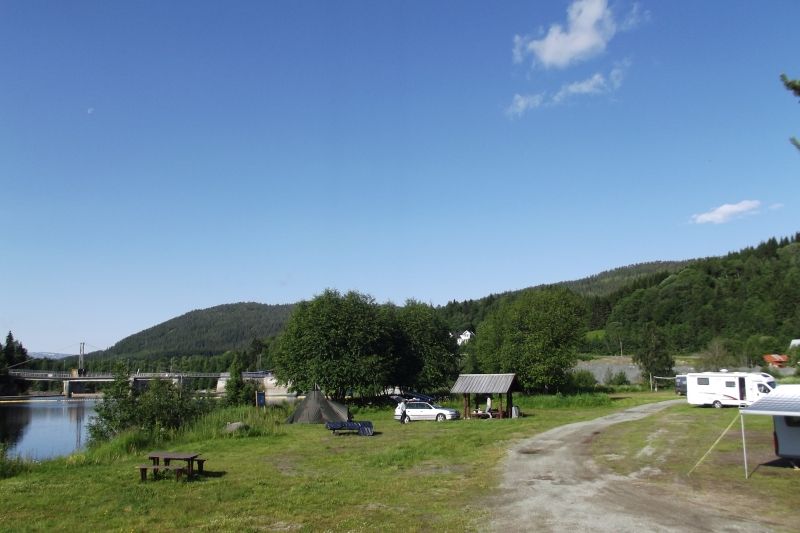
xmin=781 ymin=73 xmax=800 ymax=151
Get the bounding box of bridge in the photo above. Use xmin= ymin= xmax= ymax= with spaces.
xmin=7 ymin=370 xmax=278 ymax=397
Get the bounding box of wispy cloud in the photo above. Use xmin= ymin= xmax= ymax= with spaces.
xmin=691 ymin=200 xmax=761 ymax=224
xmin=506 ymin=93 xmax=546 ymax=118
xmin=769 ymin=203 xmax=784 ymax=211
xmin=514 ymin=0 xmax=616 ymax=69
xmin=507 ymin=62 xmax=628 ymax=116
xmin=553 ymin=73 xmax=607 ymax=103
xmin=620 ymin=2 xmax=651 ymax=31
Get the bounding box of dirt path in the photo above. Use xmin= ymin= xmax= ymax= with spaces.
xmin=490 ymin=400 xmax=772 ymax=532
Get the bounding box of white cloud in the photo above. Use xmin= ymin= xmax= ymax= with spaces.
xmin=769 ymin=203 xmax=784 ymax=211
xmin=553 ymin=72 xmax=607 ymax=103
xmin=691 ymin=200 xmax=761 ymax=224
xmin=620 ymin=2 xmax=651 ymax=31
xmin=515 ymin=0 xmax=616 ymax=69
xmin=506 ymin=93 xmax=545 ymax=118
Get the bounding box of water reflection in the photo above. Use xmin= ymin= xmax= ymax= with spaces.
xmin=0 ymin=400 xmax=97 ymax=460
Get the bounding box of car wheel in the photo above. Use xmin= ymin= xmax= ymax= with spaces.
xmin=402 ymin=415 xmax=411 ymax=424
xmin=713 ymin=400 xmax=723 ymax=409
xmin=436 ymin=414 xmax=445 ymax=422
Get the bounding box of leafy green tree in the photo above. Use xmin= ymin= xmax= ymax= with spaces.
xmin=89 ymin=364 xmax=138 ymax=441
xmin=632 ymin=324 xmax=674 ymax=379
xmin=274 ymin=289 xmax=396 ymax=399
xmin=696 ymin=338 xmax=736 ymax=371
xmin=781 ymin=73 xmax=800 ymax=151
xmin=224 ymin=354 xmax=247 ymax=405
xmin=396 ymin=300 xmax=459 ymax=392
xmin=473 ymin=288 xmax=587 ymax=392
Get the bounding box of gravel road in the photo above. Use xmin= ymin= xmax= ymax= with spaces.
xmin=490 ymin=400 xmax=773 ymax=532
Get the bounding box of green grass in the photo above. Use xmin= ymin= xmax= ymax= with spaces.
xmin=592 ymin=403 xmax=800 ymax=532
xmin=0 ymin=392 xmax=672 ymax=532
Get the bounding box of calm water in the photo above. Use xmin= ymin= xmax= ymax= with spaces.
xmin=0 ymin=399 xmax=97 ymax=460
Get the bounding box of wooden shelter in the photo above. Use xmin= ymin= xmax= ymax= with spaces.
xmin=450 ymin=373 xmax=519 ymax=419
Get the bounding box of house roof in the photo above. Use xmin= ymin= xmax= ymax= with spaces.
xmin=763 ymin=354 xmax=789 ymax=363
xmin=450 ymin=373 xmax=518 ymax=394
xmin=741 ymin=385 xmax=800 ymax=417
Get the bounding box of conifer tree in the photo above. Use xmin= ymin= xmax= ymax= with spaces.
xmin=781 ymin=73 xmax=800 ymax=151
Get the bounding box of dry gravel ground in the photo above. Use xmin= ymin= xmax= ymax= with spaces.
xmin=490 ymin=400 xmax=773 ymax=533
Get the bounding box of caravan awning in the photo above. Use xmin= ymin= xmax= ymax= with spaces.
xmin=741 ymin=385 xmax=800 ymax=417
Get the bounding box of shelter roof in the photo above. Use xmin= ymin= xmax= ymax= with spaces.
xmin=741 ymin=385 xmax=800 ymax=417
xmin=450 ymin=373 xmax=518 ymax=394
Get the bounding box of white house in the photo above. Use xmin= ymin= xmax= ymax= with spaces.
xmin=456 ymin=330 xmax=475 ymax=346
xmin=789 ymin=339 xmax=800 ymax=350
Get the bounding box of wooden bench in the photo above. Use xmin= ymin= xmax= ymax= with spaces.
xmin=137 ymin=464 xmax=187 ymax=482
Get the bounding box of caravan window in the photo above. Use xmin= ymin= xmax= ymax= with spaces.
xmin=758 ymin=384 xmax=772 ymax=394
xmin=725 ymin=381 xmax=735 ymax=388
xmin=697 ymin=377 xmax=709 ymax=386
xmin=785 ymin=416 xmax=800 ymax=428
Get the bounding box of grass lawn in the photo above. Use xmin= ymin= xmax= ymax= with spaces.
xmin=0 ymin=392 xmax=672 ymax=532
xmin=592 ymin=402 xmax=800 ymax=532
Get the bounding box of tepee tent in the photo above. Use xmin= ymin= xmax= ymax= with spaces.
xmin=286 ymin=390 xmax=349 ymax=424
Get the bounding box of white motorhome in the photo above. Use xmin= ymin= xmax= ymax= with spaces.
xmin=686 ymin=371 xmax=777 ymax=408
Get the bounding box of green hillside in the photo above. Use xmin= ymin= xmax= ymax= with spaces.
xmin=437 ymin=260 xmax=691 ymax=333
xmin=55 ymin=233 xmax=800 ymax=369
xmin=96 ymin=302 xmax=294 ymax=359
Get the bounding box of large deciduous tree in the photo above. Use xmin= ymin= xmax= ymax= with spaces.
xmin=396 ymin=300 xmax=459 ymax=392
xmin=632 ymin=323 xmax=674 ymax=379
xmin=473 ymin=288 xmax=587 ymax=392
xmin=273 ymin=289 xmax=396 ymax=399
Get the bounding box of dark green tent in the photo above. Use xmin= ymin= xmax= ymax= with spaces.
xmin=286 ymin=390 xmax=349 ymax=424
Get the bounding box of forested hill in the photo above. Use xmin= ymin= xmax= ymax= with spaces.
xmin=604 ymin=235 xmax=800 ymax=355
xmin=437 ymin=260 xmax=692 ymax=332
xmin=95 ymin=302 xmax=294 ymax=359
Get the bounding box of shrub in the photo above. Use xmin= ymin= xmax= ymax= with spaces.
xmin=89 ymin=365 xmax=211 ymax=444
xmin=569 ymin=369 xmax=598 ymax=391
xmin=605 ymin=371 xmax=630 ymax=386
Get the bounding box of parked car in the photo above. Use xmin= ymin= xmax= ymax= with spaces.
xmin=396 ymin=401 xmax=460 ymax=422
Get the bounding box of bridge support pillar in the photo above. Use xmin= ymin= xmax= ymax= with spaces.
xmin=63 ymin=380 xmax=72 ymax=398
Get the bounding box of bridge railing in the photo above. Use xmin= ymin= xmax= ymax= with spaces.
xmin=7 ymin=369 xmax=270 ymax=380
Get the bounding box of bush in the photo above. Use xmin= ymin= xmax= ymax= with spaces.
xmin=605 ymin=370 xmax=630 ymax=386
xmin=89 ymin=365 xmax=212 ymax=444
xmin=569 ymin=369 xmax=598 ymax=392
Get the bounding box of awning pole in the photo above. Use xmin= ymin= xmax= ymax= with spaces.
xmin=740 ymin=412 xmax=749 ymax=479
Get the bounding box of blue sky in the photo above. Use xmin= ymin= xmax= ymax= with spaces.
xmin=2 ymin=1 xmax=799 ymax=353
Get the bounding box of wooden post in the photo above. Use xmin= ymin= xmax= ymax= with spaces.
xmin=499 ymin=393 xmax=503 ymax=419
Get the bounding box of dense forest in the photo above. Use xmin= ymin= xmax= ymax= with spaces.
xmin=435 ymin=260 xmax=691 ymax=333
xmin=24 ymin=233 xmax=800 ymax=377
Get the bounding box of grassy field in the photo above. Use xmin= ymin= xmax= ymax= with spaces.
xmin=0 ymin=392 xmax=673 ymax=532
xmin=592 ymin=402 xmax=800 ymax=531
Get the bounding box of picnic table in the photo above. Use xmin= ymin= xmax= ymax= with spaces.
xmin=146 ymin=451 xmax=205 ymax=478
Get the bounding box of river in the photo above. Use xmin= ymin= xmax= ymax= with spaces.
xmin=0 ymin=398 xmax=98 ymax=460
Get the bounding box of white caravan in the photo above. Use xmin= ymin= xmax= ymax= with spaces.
xmin=686 ymin=371 xmax=777 ymax=408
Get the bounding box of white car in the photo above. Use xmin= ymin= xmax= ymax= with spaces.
xmin=397 ymin=401 xmax=460 ymax=422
